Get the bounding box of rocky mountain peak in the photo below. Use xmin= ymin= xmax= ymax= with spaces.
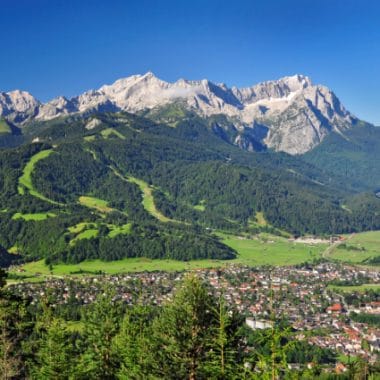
xmin=0 ymin=73 xmax=360 ymax=154
xmin=0 ymin=90 xmax=40 ymax=124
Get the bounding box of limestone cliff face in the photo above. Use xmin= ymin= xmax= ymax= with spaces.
xmin=0 ymin=73 xmax=357 ymax=154
xmin=0 ymin=90 xmax=40 ymax=124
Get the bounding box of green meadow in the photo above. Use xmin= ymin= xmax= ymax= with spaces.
xmin=126 ymin=176 xmax=172 ymax=222
xmin=9 ymin=232 xmax=329 ymax=282
xmin=100 ymin=128 xmax=126 ymax=140
xmin=12 ymin=212 xmax=56 ymax=221
xmin=219 ymin=233 xmax=326 ymax=266
xmin=70 ymin=229 xmax=99 ymax=245
xmin=79 ymin=196 xmax=114 ymax=213
xmin=108 ymin=223 xmax=132 ymax=238
xmin=67 ymin=222 xmax=132 ymax=244
xmin=328 ymin=284 xmax=380 ymax=293
xmin=329 ymin=231 xmax=380 ymax=263
xmin=18 ymin=149 xmax=59 ymax=204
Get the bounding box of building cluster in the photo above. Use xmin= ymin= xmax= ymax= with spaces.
xmin=8 ymin=262 xmax=380 ymax=365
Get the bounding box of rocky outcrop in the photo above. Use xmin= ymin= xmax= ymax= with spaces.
xmin=0 ymin=73 xmax=358 ymax=154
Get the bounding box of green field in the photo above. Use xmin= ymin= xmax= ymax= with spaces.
xmin=193 ymin=200 xmax=206 ymax=211
xmin=329 ymin=231 xmax=380 ymax=263
xmin=12 ymin=212 xmax=56 ymax=221
xmin=79 ymin=196 xmax=114 ymax=213
xmin=219 ymin=233 xmax=326 ymax=266
xmin=9 ymin=232 xmax=329 ymax=282
xmin=69 ymin=229 xmax=99 ymax=245
xmin=68 ymin=222 xmax=96 ymax=234
xmin=254 ymin=211 xmax=267 ymax=226
xmin=100 ymin=128 xmax=126 ymax=140
xmin=10 ymin=257 xmax=224 ymax=280
xmin=125 ymin=175 xmax=172 ymax=222
xmin=67 ymin=222 xmax=132 ymax=245
xmin=9 ymin=230 xmax=380 ymax=283
xmin=108 ymin=223 xmax=132 ymax=238
xmin=109 ymin=166 xmax=171 ymax=222
xmin=18 ymin=149 xmax=60 ymax=204
xmin=328 ymin=284 xmax=380 ymax=293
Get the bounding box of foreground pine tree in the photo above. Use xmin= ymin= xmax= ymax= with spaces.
xmin=76 ymin=291 xmax=122 ymax=379
xmin=31 ymin=318 xmax=73 ymax=380
xmin=145 ymin=275 xmax=242 ymax=380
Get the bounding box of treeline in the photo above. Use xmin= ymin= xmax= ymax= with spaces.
xmin=1 ymin=271 xmax=374 ymax=379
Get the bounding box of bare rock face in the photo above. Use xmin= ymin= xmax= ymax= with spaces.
xmin=0 ymin=90 xmax=40 ymax=124
xmin=37 ymin=96 xmax=77 ymax=120
xmin=0 ymin=73 xmax=358 ymax=154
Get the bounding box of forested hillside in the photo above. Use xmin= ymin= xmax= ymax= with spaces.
xmin=0 ymin=111 xmax=380 ymax=265
xmin=304 ymin=122 xmax=380 ymax=191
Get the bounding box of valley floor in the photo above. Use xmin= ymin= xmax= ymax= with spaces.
xmin=8 ymin=230 xmax=380 ymax=283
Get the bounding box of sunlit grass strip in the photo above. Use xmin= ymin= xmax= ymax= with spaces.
xmin=127 ymin=176 xmax=171 ymax=222
xmin=79 ymin=196 xmax=114 ymax=213
xmin=12 ymin=212 xmax=56 ymax=221
xmin=18 ymin=149 xmax=60 ymax=204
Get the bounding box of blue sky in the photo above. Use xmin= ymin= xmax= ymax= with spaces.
xmin=1 ymin=0 xmax=379 ymax=124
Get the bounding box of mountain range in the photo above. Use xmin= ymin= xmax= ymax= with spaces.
xmin=0 ymin=73 xmax=360 ymax=154
xmin=0 ymin=72 xmax=380 ymax=266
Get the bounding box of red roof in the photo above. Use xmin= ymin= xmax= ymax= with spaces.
xmin=327 ymin=303 xmax=343 ymax=312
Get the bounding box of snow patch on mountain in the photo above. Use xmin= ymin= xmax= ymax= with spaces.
xmin=0 ymin=73 xmax=357 ymax=154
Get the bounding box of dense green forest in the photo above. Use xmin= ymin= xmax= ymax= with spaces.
xmin=304 ymin=122 xmax=380 ymax=191
xmin=1 ymin=270 xmax=377 ymax=379
xmin=0 ymin=110 xmax=380 ymax=265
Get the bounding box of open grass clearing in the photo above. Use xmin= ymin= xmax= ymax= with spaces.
xmin=68 ymin=222 xmax=97 ymax=234
xmin=9 ymin=231 xmax=380 ymax=284
xmin=10 ymin=231 xmax=330 ymax=282
xmin=8 ymin=245 xmax=19 ymax=254
xmin=18 ymin=149 xmax=60 ymax=204
xmin=329 ymin=231 xmax=380 ymax=263
xmin=127 ymin=176 xmax=172 ymax=222
xmin=67 ymin=221 xmax=132 ymax=244
xmin=70 ymin=229 xmax=99 ymax=245
xmin=9 ymin=258 xmax=225 ymax=280
xmin=328 ymin=284 xmax=380 ymax=293
xmin=110 ymin=166 xmax=172 ymax=223
xmin=79 ymin=196 xmax=114 ymax=213
xmin=217 ymin=232 xmax=326 ymax=266
xmin=193 ymin=200 xmax=206 ymax=212
xmin=248 ymin=212 xmax=268 ymax=228
xmin=12 ymin=212 xmax=56 ymax=221
xmin=100 ymin=128 xmax=126 ymax=140
xmin=108 ymin=223 xmax=132 ymax=238
xmin=255 ymin=211 xmax=267 ymax=226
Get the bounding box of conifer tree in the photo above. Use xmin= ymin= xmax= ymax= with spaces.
xmin=150 ymin=275 xmax=217 ymax=379
xmin=31 ymin=317 xmax=73 ymax=380
xmin=76 ymin=291 xmax=122 ymax=379
xmin=203 ymin=296 xmax=242 ymax=379
xmin=114 ymin=305 xmax=157 ymax=379
xmin=0 ymin=270 xmax=23 ymax=379
xmin=0 ymin=299 xmax=21 ymax=380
